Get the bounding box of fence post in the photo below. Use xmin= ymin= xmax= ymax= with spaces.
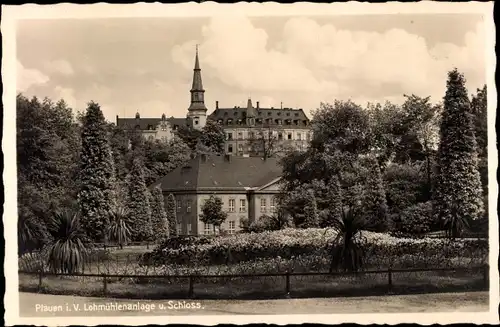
xmin=188 ymin=276 xmax=194 ymax=298
xmin=483 ymin=264 xmax=489 ymax=286
xmin=387 ymin=268 xmax=393 ymax=292
xmin=285 ymin=271 xmax=291 ymax=298
xmin=38 ymin=270 xmax=43 ymax=292
xmin=102 ymin=274 xmax=107 ymax=295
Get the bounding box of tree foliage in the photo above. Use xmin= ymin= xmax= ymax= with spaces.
xmin=433 ymin=69 xmax=483 ymax=239
xmin=77 ymin=101 xmax=116 ymax=241
xmin=126 ymin=158 xmax=153 ymax=241
xmin=199 ymin=195 xmax=228 ymax=233
xmin=199 ymin=120 xmax=226 ymax=154
xmin=361 ymin=157 xmax=389 ymax=232
xmin=151 ymin=186 xmax=170 ymax=240
xmin=165 ymin=193 xmax=178 ymax=237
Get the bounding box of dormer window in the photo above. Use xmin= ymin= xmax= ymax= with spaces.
xmin=224 ymin=112 xmax=228 ymax=116
xmin=286 ymin=113 xmax=290 ymax=116
xmin=295 ymin=113 xmax=299 ymax=117
xmin=234 ymin=112 xmax=238 ymax=116
xmin=147 ymin=124 xmax=154 ymax=130
xmin=227 ymin=119 xmax=233 ymax=125
xmin=303 ymin=120 xmax=308 ymax=126
xmin=277 ymin=112 xmax=281 ymax=116
xmin=268 ymin=112 xmax=272 ymax=116
xmin=135 ymin=124 xmax=141 ymax=129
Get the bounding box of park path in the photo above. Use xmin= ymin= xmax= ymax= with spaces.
xmin=18 ymin=291 xmax=488 ymax=316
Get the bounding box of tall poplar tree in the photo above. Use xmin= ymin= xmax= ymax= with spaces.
xmin=151 ymin=185 xmax=169 ymax=240
xmin=165 ymin=193 xmax=178 ymax=237
xmin=362 ymin=157 xmax=389 ymax=232
xmin=78 ymin=101 xmax=115 ymax=241
xmin=433 ymin=69 xmax=483 ymax=239
xmin=127 ymin=158 xmax=153 ymax=241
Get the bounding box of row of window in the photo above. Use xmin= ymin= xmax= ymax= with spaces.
xmin=176 ymin=198 xmax=276 ymax=213
xmin=175 ymin=221 xmax=237 ymax=235
xmin=227 ymin=131 xmax=310 ymax=141
xmin=222 ymin=111 xmax=301 ymax=118
xmin=203 ymin=221 xmax=236 ymax=235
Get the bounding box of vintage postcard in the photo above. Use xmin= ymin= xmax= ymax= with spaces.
xmin=2 ymin=2 xmax=498 ymax=325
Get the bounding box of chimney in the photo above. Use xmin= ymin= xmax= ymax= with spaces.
xmin=256 ymin=101 xmax=260 ymax=109
xmin=116 ymin=115 xmax=119 ymax=123
xmin=216 ymin=101 xmax=219 ymax=109
xmin=201 ymin=153 xmax=207 ymax=163
xmin=224 ymin=154 xmax=232 ymax=162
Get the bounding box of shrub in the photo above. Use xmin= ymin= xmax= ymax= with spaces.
xmin=392 ymin=202 xmax=435 ymax=236
xmin=142 ymin=228 xmax=488 ymax=270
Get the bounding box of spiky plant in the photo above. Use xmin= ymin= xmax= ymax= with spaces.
xmin=329 ymin=206 xmax=368 ymax=273
xmin=107 ymin=207 xmax=132 ymax=249
xmin=18 ymin=215 xmax=51 ymax=256
xmin=46 ymin=209 xmax=91 ymax=274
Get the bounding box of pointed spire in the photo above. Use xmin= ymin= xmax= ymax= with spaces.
xmin=247 ymin=98 xmax=253 ymax=109
xmin=191 ymin=44 xmax=204 ymax=92
xmin=194 ymin=44 xmax=200 ymax=70
xmin=188 ymin=45 xmax=207 ymax=113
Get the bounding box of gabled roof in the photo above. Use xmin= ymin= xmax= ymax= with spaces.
xmin=116 ymin=116 xmax=193 ymax=130
xmin=208 ymin=107 xmax=310 ymax=129
xmin=149 ymin=154 xmax=283 ymax=193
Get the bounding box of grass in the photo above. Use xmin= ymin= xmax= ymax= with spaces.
xmin=18 ymin=243 xmax=488 ymax=300
xmin=19 ymin=268 xmax=487 ymax=300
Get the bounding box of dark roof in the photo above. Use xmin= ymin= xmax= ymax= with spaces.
xmin=116 ymin=116 xmax=192 ymax=130
xmin=150 ymin=154 xmax=282 ymax=192
xmin=208 ymin=107 xmax=310 ymax=129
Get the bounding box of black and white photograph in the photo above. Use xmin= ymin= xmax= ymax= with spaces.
xmin=3 ymin=2 xmax=498 ymax=325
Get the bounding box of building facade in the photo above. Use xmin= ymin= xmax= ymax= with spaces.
xmin=149 ymin=154 xmax=282 ymax=235
xmin=116 ymin=47 xmax=312 ymax=155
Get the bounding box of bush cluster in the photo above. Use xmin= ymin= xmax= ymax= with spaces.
xmin=141 ymin=228 xmax=487 ymax=268
xmin=391 ymin=202 xmax=436 ymax=237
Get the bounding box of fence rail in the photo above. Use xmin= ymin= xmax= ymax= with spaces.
xmin=19 ymin=264 xmax=489 ymax=299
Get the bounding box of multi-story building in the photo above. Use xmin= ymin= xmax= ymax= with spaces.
xmin=209 ymin=98 xmax=311 ymax=156
xmin=149 ymin=154 xmax=282 ymax=235
xmin=115 ymin=47 xmax=312 ymax=155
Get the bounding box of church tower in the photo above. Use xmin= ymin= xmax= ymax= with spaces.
xmin=187 ymin=45 xmax=208 ymax=130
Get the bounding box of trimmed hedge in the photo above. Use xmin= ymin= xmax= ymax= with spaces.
xmin=141 ymin=228 xmax=488 ymax=269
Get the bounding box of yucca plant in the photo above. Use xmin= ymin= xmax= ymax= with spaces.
xmin=107 ymin=207 xmax=132 ymax=249
xmin=328 ymin=206 xmax=368 ymax=273
xmin=46 ymin=209 xmax=91 ymax=274
xmin=18 ymin=215 xmax=51 ymax=256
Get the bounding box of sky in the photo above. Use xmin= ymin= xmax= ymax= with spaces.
xmin=16 ymin=14 xmax=487 ymax=122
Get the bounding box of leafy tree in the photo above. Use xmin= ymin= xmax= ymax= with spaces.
xmin=383 ymin=162 xmax=428 ymax=214
xmin=433 ymin=69 xmax=483 ymax=239
xmin=199 ymin=195 xmax=228 ymax=234
xmin=199 ymin=119 xmax=226 ymax=154
xmin=362 ymin=157 xmax=389 ymax=232
xmin=126 ymin=158 xmax=153 ymax=242
xmin=17 ymin=95 xmax=80 ymax=246
xmin=78 ymin=101 xmax=115 ymax=241
xmin=142 ymin=136 xmax=191 ymax=185
xmin=176 ymin=125 xmax=202 ymax=151
xmin=165 ymin=193 xmax=178 ymax=237
xmin=46 ymin=209 xmax=90 ymax=274
xmin=247 ymin=126 xmax=282 ymax=159
xmin=151 ymin=186 xmax=170 ymax=241
xmin=106 ymin=207 xmax=132 ymax=249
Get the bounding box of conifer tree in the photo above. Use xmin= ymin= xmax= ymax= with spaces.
xmin=165 ymin=193 xmax=178 ymax=237
xmin=363 ymin=157 xmax=389 ymax=232
xmin=302 ymin=189 xmax=319 ymax=228
xmin=78 ymin=101 xmax=115 ymax=241
xmin=151 ymin=185 xmax=169 ymax=240
xmin=320 ymin=176 xmax=343 ymax=227
xmin=433 ymin=69 xmax=483 ymax=239
xmin=127 ymin=158 xmax=153 ymax=241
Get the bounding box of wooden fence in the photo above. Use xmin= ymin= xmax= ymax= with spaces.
xmin=20 ymin=264 xmax=489 ymax=299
